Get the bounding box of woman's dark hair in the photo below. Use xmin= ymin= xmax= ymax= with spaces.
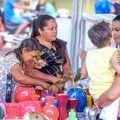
xmin=31 ymin=14 xmax=55 ymax=38
xmin=6 ymin=38 xmax=40 ymax=65
xmin=88 ymin=21 xmax=112 ymax=48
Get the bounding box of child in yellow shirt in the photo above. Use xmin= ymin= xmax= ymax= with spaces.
xmin=85 ymin=21 xmax=120 ymax=120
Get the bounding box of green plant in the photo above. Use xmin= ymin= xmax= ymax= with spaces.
xmin=55 ymin=68 xmax=82 ymax=87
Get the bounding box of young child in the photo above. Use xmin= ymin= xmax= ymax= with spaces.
xmin=86 ymin=21 xmax=120 ymax=120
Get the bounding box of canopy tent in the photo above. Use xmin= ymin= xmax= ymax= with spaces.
xmin=70 ymin=0 xmax=84 ymax=72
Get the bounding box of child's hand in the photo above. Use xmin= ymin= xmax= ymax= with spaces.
xmin=78 ymin=49 xmax=87 ymax=60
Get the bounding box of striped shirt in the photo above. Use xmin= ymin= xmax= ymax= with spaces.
xmin=36 ymin=38 xmax=67 ymax=77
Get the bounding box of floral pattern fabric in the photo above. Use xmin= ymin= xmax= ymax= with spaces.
xmin=36 ymin=39 xmax=67 ymax=77
xmin=0 ymin=53 xmax=20 ymax=102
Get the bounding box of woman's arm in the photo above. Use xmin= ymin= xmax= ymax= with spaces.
xmin=62 ymin=50 xmax=72 ymax=77
xmin=111 ymin=50 xmax=120 ymax=74
xmin=52 ymin=50 xmax=72 ymax=92
xmin=11 ymin=64 xmax=50 ymax=89
xmin=95 ymin=74 xmax=120 ymax=108
xmin=24 ymin=63 xmax=63 ymax=84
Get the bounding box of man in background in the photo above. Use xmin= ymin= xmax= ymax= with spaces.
xmin=3 ymin=0 xmax=31 ymax=37
xmin=35 ymin=0 xmax=56 ymax=17
xmin=95 ymin=0 xmax=115 ymax=14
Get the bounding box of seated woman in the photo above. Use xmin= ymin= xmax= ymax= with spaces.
xmin=0 ymin=38 xmax=51 ymax=102
xmin=25 ymin=14 xmax=72 ymax=95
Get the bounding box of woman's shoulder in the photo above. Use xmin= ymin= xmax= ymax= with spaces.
xmin=55 ymin=38 xmax=67 ymax=46
xmin=0 ymin=53 xmax=20 ymax=74
xmin=4 ymin=53 xmax=20 ymax=64
xmin=5 ymin=52 xmax=16 ymax=58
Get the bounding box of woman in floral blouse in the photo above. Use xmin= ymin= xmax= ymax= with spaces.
xmin=0 ymin=38 xmax=50 ymax=102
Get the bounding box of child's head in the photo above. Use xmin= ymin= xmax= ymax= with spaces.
xmin=88 ymin=21 xmax=112 ymax=48
xmin=112 ymin=15 xmax=120 ymax=44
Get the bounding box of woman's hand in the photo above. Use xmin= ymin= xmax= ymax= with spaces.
xmin=52 ymin=77 xmax=65 ymax=84
xmin=48 ymin=85 xmax=59 ymax=95
xmin=41 ymin=82 xmax=50 ymax=90
xmin=34 ymin=82 xmax=50 ymax=91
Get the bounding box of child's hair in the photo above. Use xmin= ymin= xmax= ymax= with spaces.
xmin=88 ymin=21 xmax=112 ymax=48
xmin=113 ymin=15 xmax=120 ymax=21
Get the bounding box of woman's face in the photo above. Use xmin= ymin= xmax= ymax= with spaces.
xmin=22 ymin=48 xmax=39 ymax=65
xmin=112 ymin=20 xmax=120 ymax=44
xmin=39 ymin=19 xmax=58 ymax=42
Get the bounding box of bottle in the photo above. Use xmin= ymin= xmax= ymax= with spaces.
xmin=0 ymin=106 xmax=3 ymax=119
xmin=67 ymin=109 xmax=77 ymax=120
xmin=86 ymin=95 xmax=93 ymax=107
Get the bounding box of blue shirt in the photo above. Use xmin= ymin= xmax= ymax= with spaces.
xmin=95 ymin=0 xmax=114 ymax=14
xmin=3 ymin=0 xmax=16 ymax=21
xmin=36 ymin=3 xmax=56 ymax=17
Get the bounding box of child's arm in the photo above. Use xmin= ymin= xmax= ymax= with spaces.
xmin=111 ymin=50 xmax=120 ymax=74
xmin=79 ymin=49 xmax=88 ymax=78
xmin=81 ymin=62 xmax=88 ymax=78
